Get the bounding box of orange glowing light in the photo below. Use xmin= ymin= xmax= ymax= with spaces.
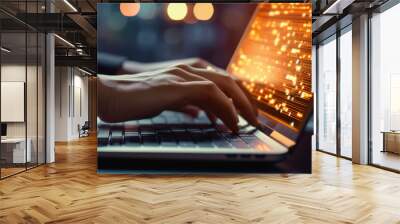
xmin=167 ymin=3 xmax=188 ymax=21
xmin=193 ymin=3 xmax=214 ymax=21
xmin=120 ymin=3 xmax=140 ymax=17
xmin=227 ymin=3 xmax=312 ymax=130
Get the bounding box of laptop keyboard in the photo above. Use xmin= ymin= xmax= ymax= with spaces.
xmin=98 ymin=112 xmax=270 ymax=150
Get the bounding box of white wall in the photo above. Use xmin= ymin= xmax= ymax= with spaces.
xmin=72 ymin=73 xmax=89 ymax=138
xmin=55 ymin=67 xmax=70 ymax=141
xmin=54 ymin=67 xmax=89 ymax=141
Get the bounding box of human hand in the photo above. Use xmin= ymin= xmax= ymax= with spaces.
xmin=120 ymin=57 xmax=222 ymax=74
xmin=98 ymin=65 xmax=259 ymax=133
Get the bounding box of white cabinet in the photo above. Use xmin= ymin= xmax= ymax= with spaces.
xmin=1 ymin=138 xmax=32 ymax=163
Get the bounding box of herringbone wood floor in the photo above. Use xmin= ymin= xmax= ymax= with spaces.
xmin=1 ymin=136 xmax=400 ymax=224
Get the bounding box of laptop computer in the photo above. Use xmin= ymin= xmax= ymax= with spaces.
xmin=97 ymin=4 xmax=312 ymax=166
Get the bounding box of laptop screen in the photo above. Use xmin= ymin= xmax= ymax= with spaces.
xmin=227 ymin=3 xmax=312 ymax=141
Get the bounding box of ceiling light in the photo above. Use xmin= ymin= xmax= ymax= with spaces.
xmin=54 ymin=34 xmax=75 ymax=48
xmin=78 ymin=67 xmax=93 ymax=76
xmin=1 ymin=47 xmax=11 ymax=53
xmin=63 ymin=0 xmax=78 ymax=12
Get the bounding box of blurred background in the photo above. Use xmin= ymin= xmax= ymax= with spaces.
xmin=97 ymin=3 xmax=256 ymax=68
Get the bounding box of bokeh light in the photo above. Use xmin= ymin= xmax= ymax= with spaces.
xmin=193 ymin=3 xmax=214 ymax=21
xmin=98 ymin=3 xmax=256 ymax=69
xmin=120 ymin=3 xmax=140 ymax=17
xmin=167 ymin=3 xmax=188 ymax=21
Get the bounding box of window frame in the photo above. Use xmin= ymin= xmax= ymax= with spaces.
xmin=315 ymin=24 xmax=353 ymax=160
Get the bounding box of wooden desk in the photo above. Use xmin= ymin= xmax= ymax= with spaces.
xmin=381 ymin=131 xmax=400 ymax=154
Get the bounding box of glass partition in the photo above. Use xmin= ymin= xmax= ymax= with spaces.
xmin=0 ymin=1 xmax=46 ymax=179
xmin=1 ymin=30 xmax=28 ymax=177
xmin=317 ymin=36 xmax=337 ymax=154
xmin=27 ymin=30 xmax=38 ymax=169
xmin=26 ymin=0 xmax=42 ymax=170
xmin=371 ymin=4 xmax=400 ymax=171
xmin=339 ymin=28 xmax=352 ymax=158
xmin=37 ymin=32 xmax=45 ymax=165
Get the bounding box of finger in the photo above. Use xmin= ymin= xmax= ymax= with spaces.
xmin=166 ymin=58 xmax=209 ymax=70
xmin=188 ymin=59 xmax=224 ymax=73
xmin=180 ymin=81 xmax=239 ymax=133
xmin=171 ymin=105 xmax=200 ymax=118
xmin=205 ymin=111 xmax=217 ymax=124
xmin=165 ymin=67 xmax=240 ymax=132
xmin=225 ymin=79 xmax=260 ymax=127
xmin=189 ymin=58 xmax=209 ymax=69
xmin=165 ymin=66 xmax=207 ymax=82
xmin=235 ymin=79 xmax=259 ymax=117
xmin=176 ymin=65 xmax=259 ymax=127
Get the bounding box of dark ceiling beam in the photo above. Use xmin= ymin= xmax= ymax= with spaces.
xmin=67 ymin=13 xmax=97 ymax=46
xmin=55 ymin=55 xmax=97 ymax=71
xmin=312 ymin=0 xmax=386 ymax=44
xmin=51 ymin=0 xmax=97 ymax=47
xmin=11 ymin=13 xmax=83 ymax=32
xmin=322 ymin=0 xmax=356 ymax=14
xmin=55 ymin=47 xmax=97 ymax=57
xmin=312 ymin=15 xmax=335 ymax=33
xmin=86 ymin=0 xmax=97 ymax=12
xmin=0 ymin=8 xmax=37 ymax=31
xmin=5 ymin=12 xmax=96 ymax=48
xmin=312 ymin=15 xmax=353 ymax=44
xmin=0 ymin=19 xmax=26 ymax=31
